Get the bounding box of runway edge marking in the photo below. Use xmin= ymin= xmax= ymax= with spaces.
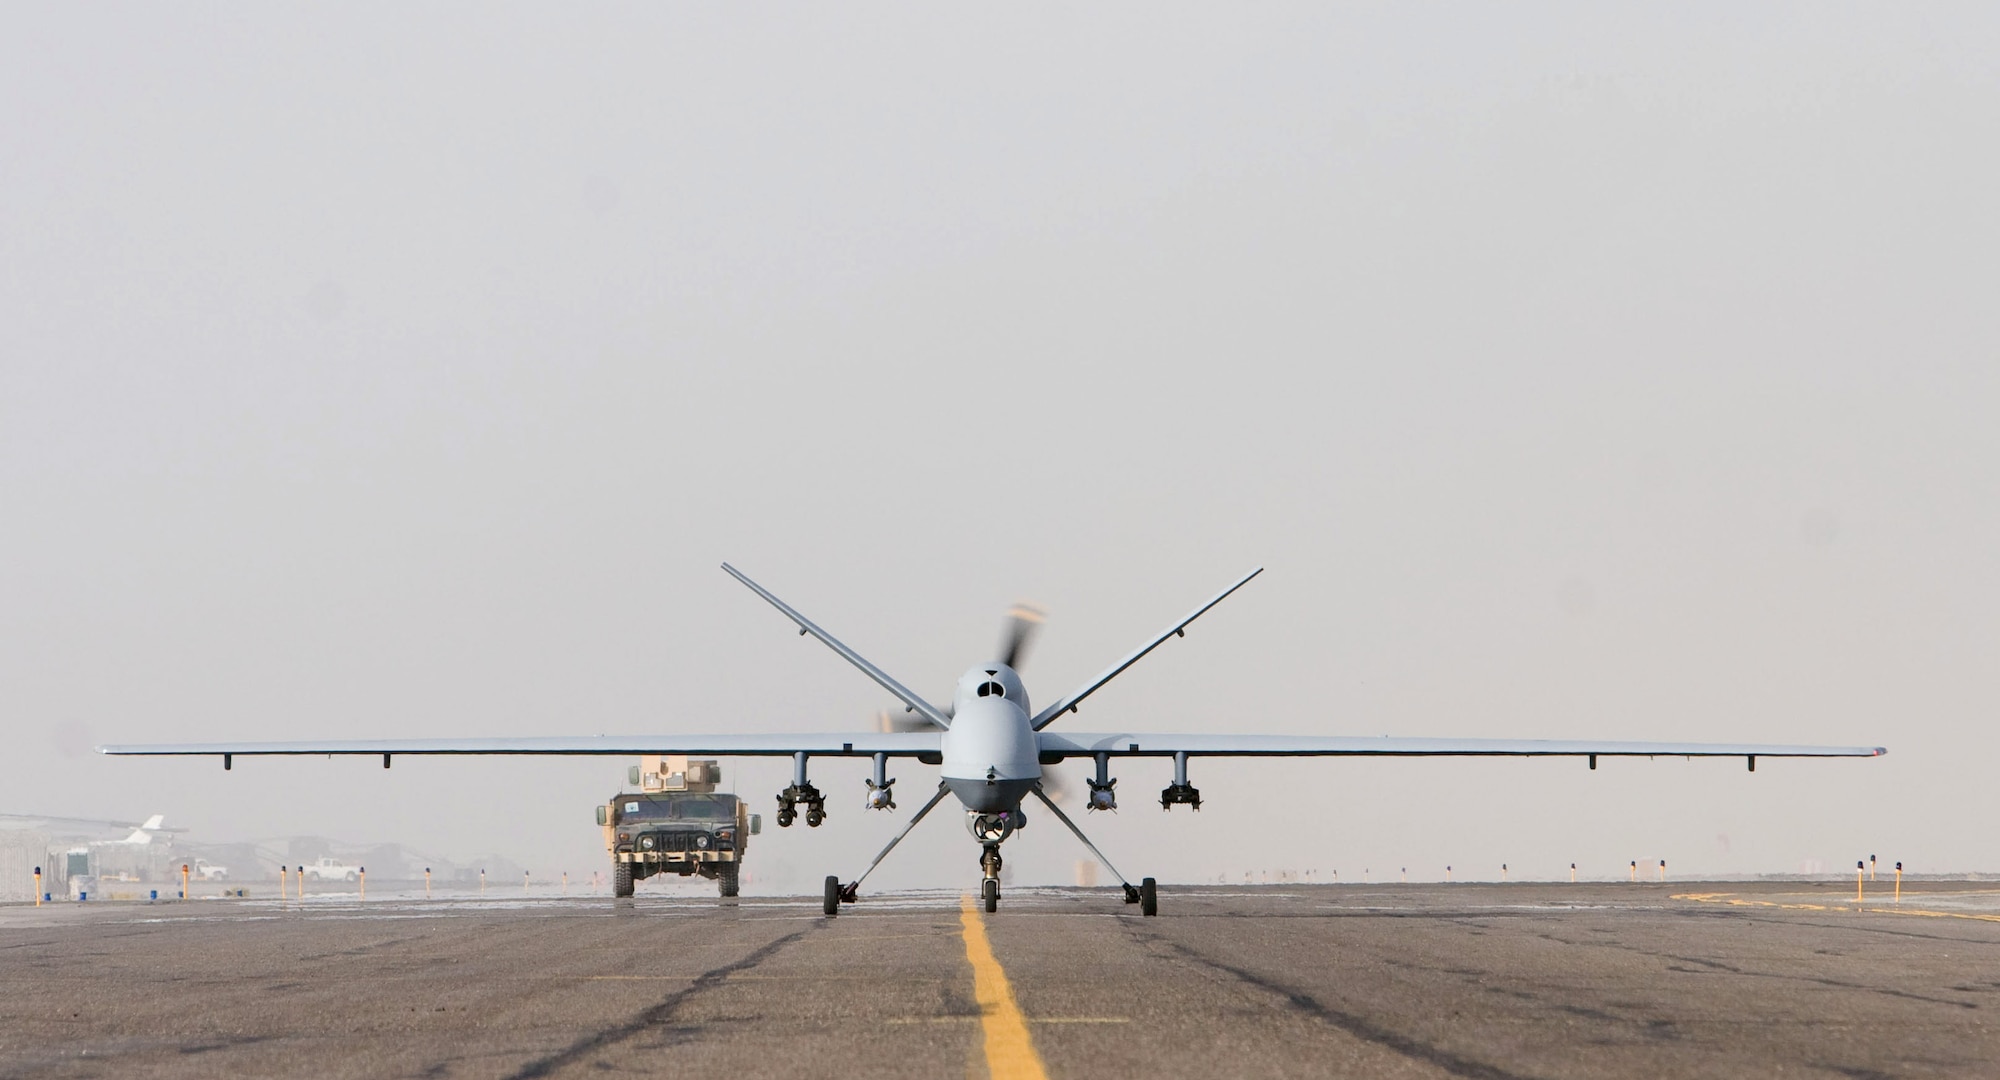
xmin=1676 ymin=892 xmax=2000 ymax=925
xmin=959 ymin=895 xmax=1051 ymax=1080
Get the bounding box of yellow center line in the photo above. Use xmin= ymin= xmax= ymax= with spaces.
xmin=1675 ymin=892 xmax=2000 ymax=925
xmin=883 ymin=1016 xmax=1130 ymax=1025
xmin=959 ymin=895 xmax=1050 ymax=1080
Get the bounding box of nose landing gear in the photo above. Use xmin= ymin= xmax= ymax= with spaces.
xmin=981 ymin=845 xmax=1003 ymax=912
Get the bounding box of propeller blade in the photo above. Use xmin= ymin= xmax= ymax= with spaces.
xmin=1000 ymin=603 xmax=1046 ymax=670
xmin=875 ymin=709 xmax=933 ymax=735
xmin=1040 ymin=760 xmax=1072 ymax=804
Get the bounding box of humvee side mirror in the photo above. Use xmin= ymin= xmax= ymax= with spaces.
xmin=750 ymin=814 xmax=762 ymax=836
xmin=628 ymin=765 xmax=641 ymax=785
xmin=595 ymin=806 xmax=608 ymax=826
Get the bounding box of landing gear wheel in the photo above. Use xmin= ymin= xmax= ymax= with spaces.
xmin=824 ymin=875 xmax=841 ymax=916
xmin=717 ymin=863 xmax=739 ymax=898
xmin=983 ymin=877 xmax=999 ymax=913
xmin=1140 ymin=877 xmax=1157 ymax=917
xmin=613 ymin=862 xmax=634 ymax=899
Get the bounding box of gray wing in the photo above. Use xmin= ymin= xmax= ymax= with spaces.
xmin=723 ymin=563 xmax=953 ymax=730
xmin=99 ymin=732 xmax=943 ymax=758
xmin=1037 ymin=732 xmax=1886 ymax=759
xmin=1030 ymin=568 xmax=1263 ymax=730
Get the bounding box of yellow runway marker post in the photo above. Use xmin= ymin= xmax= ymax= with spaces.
xmin=958 ymin=896 xmax=1050 ymax=1080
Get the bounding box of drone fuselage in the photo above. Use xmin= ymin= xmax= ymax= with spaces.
xmin=940 ymin=663 xmax=1040 ymax=814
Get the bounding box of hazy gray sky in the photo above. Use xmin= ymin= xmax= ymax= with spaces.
xmin=4 ymin=5 xmax=1996 ymax=891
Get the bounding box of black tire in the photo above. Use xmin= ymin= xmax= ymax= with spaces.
xmin=613 ymin=862 xmax=634 ymax=898
xmin=823 ymin=875 xmax=841 ymax=916
xmin=1140 ymin=877 xmax=1158 ymax=917
xmin=345 ymin=872 xmax=358 ymax=883
xmin=717 ymin=863 xmax=740 ymax=898
xmin=983 ymin=877 xmax=999 ymax=913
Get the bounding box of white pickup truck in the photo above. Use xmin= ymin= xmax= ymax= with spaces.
xmin=193 ymin=858 xmax=228 ymax=881
xmin=300 ymin=857 xmax=362 ymax=882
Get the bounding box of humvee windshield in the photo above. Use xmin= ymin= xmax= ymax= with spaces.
xmin=673 ymin=797 xmax=732 ymax=820
xmin=619 ymin=795 xmax=734 ymax=821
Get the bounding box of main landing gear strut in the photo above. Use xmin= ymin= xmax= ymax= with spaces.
xmin=824 ymin=781 xmax=953 ymax=915
xmin=778 ymin=752 xmax=826 ymax=829
xmin=820 ymin=780 xmax=1160 ymax=919
xmin=1032 ymin=784 xmax=1156 ymax=916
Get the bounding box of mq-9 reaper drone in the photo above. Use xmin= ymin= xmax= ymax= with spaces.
xmin=101 ymin=565 xmax=1886 ymax=916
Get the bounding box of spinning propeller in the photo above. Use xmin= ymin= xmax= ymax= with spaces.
xmin=998 ymin=603 xmax=1045 ymax=670
xmin=873 ymin=601 xmax=1070 ymax=801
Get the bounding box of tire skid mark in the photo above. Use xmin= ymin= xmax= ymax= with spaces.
xmin=1123 ymin=923 xmax=1539 ymax=1080
xmin=500 ymin=927 xmax=810 ymax=1080
xmin=1533 ymin=926 xmax=1981 ymax=1011
xmin=292 ymin=933 xmax=429 ymax=963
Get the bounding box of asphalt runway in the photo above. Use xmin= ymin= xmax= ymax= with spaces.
xmin=5 ymin=881 xmax=1999 ymax=1079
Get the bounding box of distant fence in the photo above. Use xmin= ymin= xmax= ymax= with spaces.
xmin=0 ymin=832 xmax=55 ymax=901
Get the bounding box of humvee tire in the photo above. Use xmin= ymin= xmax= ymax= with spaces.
xmin=717 ymin=863 xmax=740 ymax=898
xmin=613 ymin=862 xmax=634 ymax=898
xmin=823 ymin=875 xmax=840 ymax=916
xmin=1139 ymin=877 xmax=1157 ymax=916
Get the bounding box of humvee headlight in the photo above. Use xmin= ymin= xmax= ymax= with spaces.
xmin=694 ymin=834 xmax=712 ymax=850
xmin=640 ymin=836 xmax=656 ymax=851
